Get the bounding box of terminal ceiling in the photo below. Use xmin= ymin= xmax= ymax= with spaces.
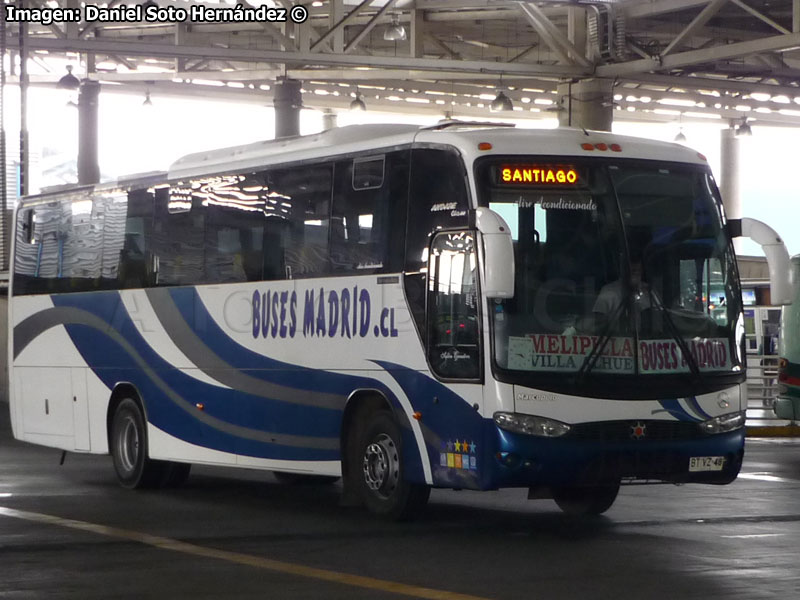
xmin=7 ymin=0 xmax=800 ymax=127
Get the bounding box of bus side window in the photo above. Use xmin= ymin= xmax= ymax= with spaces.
xmin=427 ymin=231 xmax=481 ymax=380
xmin=13 ymin=205 xmax=58 ymax=295
xmin=200 ymin=174 xmax=267 ymax=284
xmin=16 ymin=203 xmax=61 ymax=294
xmin=116 ymin=189 xmax=156 ymax=289
xmin=59 ymin=195 xmax=103 ymax=292
xmin=271 ymin=164 xmax=332 ymax=279
xmin=155 ymin=188 xmax=205 ymax=287
xmin=331 ymin=154 xmax=399 ymax=275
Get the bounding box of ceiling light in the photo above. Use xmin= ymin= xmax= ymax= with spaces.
xmin=490 ymin=90 xmax=513 ymax=112
xmin=57 ymin=65 xmax=80 ymax=90
xmin=383 ymin=14 xmax=406 ymax=42
xmin=734 ymin=117 xmax=752 ymax=137
xmin=674 ymin=129 xmax=686 ymax=142
xmin=350 ymin=90 xmax=366 ymax=111
xmin=143 ymin=90 xmax=153 ymax=107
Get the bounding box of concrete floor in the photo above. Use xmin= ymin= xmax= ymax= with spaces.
xmin=1 ymin=406 xmax=800 ymax=600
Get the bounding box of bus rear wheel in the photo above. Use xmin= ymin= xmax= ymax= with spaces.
xmin=552 ymin=482 xmax=620 ymax=516
xmin=110 ymin=398 xmax=166 ymax=489
xmin=357 ymin=411 xmax=429 ymax=520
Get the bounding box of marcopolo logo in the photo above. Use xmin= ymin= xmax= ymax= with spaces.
xmin=251 ymin=286 xmax=399 ymax=340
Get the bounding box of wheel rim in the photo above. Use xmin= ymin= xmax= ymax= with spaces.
xmin=362 ymin=433 xmax=399 ymax=499
xmin=116 ymin=415 xmax=140 ymax=474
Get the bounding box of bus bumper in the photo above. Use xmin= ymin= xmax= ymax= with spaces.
xmin=485 ymin=425 xmax=745 ymax=489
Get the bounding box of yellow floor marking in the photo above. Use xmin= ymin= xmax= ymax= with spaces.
xmin=0 ymin=506 xmax=489 ymax=600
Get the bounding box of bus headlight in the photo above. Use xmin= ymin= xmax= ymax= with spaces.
xmin=494 ymin=412 xmax=571 ymax=438
xmin=699 ymin=412 xmax=746 ymax=435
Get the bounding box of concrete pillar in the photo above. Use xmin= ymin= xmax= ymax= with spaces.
xmin=410 ymin=9 xmax=425 ymax=58
xmin=273 ymin=77 xmax=302 ymax=139
xmin=719 ymin=126 xmax=742 ymax=252
xmin=322 ymin=109 xmax=337 ymax=131
xmin=77 ymin=80 xmax=100 ymax=185
xmin=556 ymin=78 xmax=614 ymax=131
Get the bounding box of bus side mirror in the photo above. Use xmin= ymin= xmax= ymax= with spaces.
xmin=729 ymin=218 xmax=794 ymax=305
xmin=475 ymin=207 xmax=514 ymax=299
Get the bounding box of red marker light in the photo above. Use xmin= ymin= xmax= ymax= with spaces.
xmin=581 ymin=143 xmax=594 ymax=151
xmin=595 ymin=143 xmax=608 ymax=151
xmin=478 ymin=142 xmax=493 ymax=151
xmin=610 ymin=144 xmax=622 ymax=152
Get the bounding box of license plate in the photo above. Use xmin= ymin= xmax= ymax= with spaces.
xmin=689 ymin=456 xmax=725 ymax=472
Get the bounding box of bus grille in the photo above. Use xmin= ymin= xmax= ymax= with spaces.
xmin=566 ymin=420 xmax=703 ymax=442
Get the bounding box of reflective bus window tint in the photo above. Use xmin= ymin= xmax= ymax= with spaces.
xmin=155 ymin=188 xmax=205 ymax=287
xmin=352 ymin=155 xmax=384 ymax=190
xmin=331 ymin=155 xmax=389 ymax=274
xmin=269 ymin=165 xmax=332 ymax=279
xmin=98 ymin=195 xmax=127 ymax=289
xmin=199 ymin=174 xmax=267 ymax=284
xmin=13 ymin=202 xmax=60 ymax=294
xmin=404 ymin=148 xmax=469 ymax=342
xmin=117 ymin=189 xmax=156 ymax=289
xmin=60 ymin=195 xmax=103 ymax=292
xmin=405 ymin=148 xmax=469 ymax=274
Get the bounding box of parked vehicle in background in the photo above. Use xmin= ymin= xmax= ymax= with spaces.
xmin=776 ymin=255 xmax=800 ymax=421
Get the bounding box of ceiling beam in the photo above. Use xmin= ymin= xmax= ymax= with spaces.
xmin=311 ymin=0 xmax=372 ymax=53
xmin=344 ymin=0 xmax=400 ymax=53
xmin=623 ymin=0 xmax=718 ymax=20
xmin=516 ymin=2 xmax=592 ymax=68
xmin=6 ymin=36 xmax=588 ymax=77
xmin=660 ymin=0 xmax=729 ymax=57
xmin=729 ymin=0 xmax=791 ymax=35
xmin=598 ymin=31 xmax=800 ymax=77
xmin=625 ymin=72 xmax=800 ymax=97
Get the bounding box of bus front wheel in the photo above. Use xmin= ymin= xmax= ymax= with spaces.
xmin=110 ymin=398 xmax=166 ymax=489
xmin=552 ymin=482 xmax=620 ymax=516
xmin=357 ymin=411 xmax=430 ymax=520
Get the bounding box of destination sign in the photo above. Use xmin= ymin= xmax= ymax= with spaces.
xmin=497 ymin=165 xmax=580 ymax=186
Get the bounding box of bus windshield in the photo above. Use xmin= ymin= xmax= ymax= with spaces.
xmin=477 ymin=157 xmax=743 ymax=397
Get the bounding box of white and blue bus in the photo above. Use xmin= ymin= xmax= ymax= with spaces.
xmin=8 ymin=123 xmax=793 ymax=518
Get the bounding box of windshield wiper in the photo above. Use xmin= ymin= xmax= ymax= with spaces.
xmin=577 ymin=286 xmax=702 ymax=383
xmin=648 ymin=288 xmax=702 ymax=381
xmin=576 ymin=293 xmax=629 ymax=384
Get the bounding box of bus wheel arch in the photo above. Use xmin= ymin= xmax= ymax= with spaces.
xmin=340 ymin=390 xmax=392 ymax=507
xmin=106 ymin=384 xmax=191 ymax=489
xmin=341 ymin=390 xmax=430 ymax=520
xmin=106 ymin=383 xmax=146 ymax=453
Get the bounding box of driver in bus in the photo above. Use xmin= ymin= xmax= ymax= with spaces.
xmin=591 ymin=251 xmax=659 ymax=333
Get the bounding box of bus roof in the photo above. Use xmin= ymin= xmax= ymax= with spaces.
xmin=166 ymin=122 xmax=708 ymax=181
xmin=19 ymin=122 xmax=710 ymax=205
